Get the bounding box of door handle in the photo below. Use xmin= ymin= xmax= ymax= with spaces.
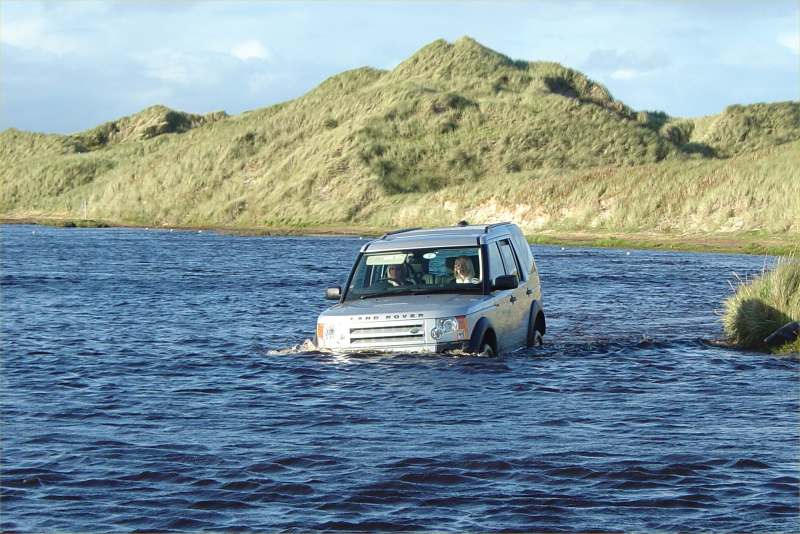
xmin=509 ymin=295 xmax=517 ymax=303
xmin=526 ymin=288 xmax=533 ymax=295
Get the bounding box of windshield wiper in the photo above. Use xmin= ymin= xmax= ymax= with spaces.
xmin=357 ymin=287 xmax=478 ymax=300
xmin=357 ymin=289 xmax=421 ymax=300
xmin=403 ymin=288 xmax=453 ymax=296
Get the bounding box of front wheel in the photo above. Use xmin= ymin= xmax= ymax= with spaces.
xmin=479 ymin=343 xmax=495 ymax=357
xmin=531 ymin=329 xmax=543 ymax=347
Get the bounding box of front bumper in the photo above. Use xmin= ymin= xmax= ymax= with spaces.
xmin=317 ymin=340 xmax=468 ymax=354
xmin=316 ymin=317 xmax=469 ymax=353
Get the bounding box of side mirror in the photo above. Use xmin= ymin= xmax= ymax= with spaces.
xmin=325 ymin=286 xmax=342 ymax=300
xmin=492 ymin=274 xmax=518 ymax=291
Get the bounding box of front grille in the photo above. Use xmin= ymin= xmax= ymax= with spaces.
xmin=349 ymin=322 xmax=425 ymax=346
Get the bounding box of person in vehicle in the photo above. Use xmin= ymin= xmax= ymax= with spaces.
xmin=453 ymin=256 xmax=480 ymax=284
xmin=387 ymin=264 xmax=414 ymax=287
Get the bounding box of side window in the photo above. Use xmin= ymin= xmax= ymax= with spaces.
xmin=498 ymin=240 xmax=520 ymax=280
xmin=487 ymin=243 xmax=504 ymax=282
xmin=513 ymin=235 xmax=533 ymax=278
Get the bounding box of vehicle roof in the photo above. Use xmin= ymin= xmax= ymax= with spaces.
xmin=362 ymin=222 xmax=515 ymax=252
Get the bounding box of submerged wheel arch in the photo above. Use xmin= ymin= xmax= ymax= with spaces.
xmin=527 ymin=301 xmax=546 ymax=347
xmin=469 ymin=317 xmax=497 ymax=354
xmin=536 ymin=312 xmax=546 ymax=335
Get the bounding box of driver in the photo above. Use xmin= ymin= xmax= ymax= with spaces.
xmin=387 ymin=264 xmax=413 ymax=287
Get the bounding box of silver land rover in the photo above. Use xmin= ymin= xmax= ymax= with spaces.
xmin=316 ymin=222 xmax=545 ymax=355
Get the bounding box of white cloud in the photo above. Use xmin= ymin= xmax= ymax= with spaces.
xmin=134 ymin=49 xmax=220 ymax=85
xmin=231 ymin=40 xmax=270 ymax=61
xmin=610 ymin=69 xmax=640 ymax=80
xmin=0 ymin=15 xmax=82 ymax=55
xmin=778 ymin=32 xmax=800 ymax=55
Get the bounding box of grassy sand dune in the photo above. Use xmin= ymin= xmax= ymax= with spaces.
xmin=1 ymin=37 xmax=799 ymax=250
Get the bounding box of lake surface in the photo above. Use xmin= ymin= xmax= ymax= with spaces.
xmin=2 ymin=224 xmax=798 ymax=532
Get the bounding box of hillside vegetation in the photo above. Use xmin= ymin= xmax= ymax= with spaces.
xmin=2 ymin=37 xmax=799 ymax=243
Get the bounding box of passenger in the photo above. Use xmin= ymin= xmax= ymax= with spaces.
xmin=387 ymin=264 xmax=413 ymax=287
xmin=453 ymin=256 xmax=480 ymax=284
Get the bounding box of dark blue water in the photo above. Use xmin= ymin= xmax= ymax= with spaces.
xmin=2 ymin=224 xmax=798 ymax=532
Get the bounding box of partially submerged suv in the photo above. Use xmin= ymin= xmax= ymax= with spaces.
xmin=316 ymin=222 xmax=545 ymax=354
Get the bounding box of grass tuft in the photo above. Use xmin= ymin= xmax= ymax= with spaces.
xmin=722 ymin=255 xmax=800 ymax=353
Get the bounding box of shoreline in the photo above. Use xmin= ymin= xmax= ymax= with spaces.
xmin=2 ymin=216 xmax=796 ymax=256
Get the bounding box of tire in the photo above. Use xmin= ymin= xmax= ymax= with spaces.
xmin=531 ymin=330 xmax=543 ymax=347
xmin=527 ymin=309 xmax=545 ymax=347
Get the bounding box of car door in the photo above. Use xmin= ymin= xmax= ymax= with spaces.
xmin=506 ymin=235 xmax=537 ymax=315
xmin=485 ymin=240 xmax=514 ymax=351
xmin=497 ymin=238 xmax=529 ymax=348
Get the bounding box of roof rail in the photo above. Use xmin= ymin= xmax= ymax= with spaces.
xmin=484 ymin=221 xmax=511 ymax=233
xmin=380 ymin=227 xmax=422 ymax=239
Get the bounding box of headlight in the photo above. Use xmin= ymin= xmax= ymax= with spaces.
xmin=431 ymin=316 xmax=467 ymax=340
xmin=316 ymin=322 xmax=336 ymax=341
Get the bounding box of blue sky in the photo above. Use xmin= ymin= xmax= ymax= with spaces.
xmin=2 ymin=1 xmax=798 ymax=133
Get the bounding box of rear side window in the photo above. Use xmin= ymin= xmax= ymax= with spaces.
xmin=498 ymin=240 xmax=520 ymax=279
xmin=487 ymin=242 xmax=504 ymax=282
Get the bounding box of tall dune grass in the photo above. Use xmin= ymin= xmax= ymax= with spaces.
xmin=1 ymin=37 xmax=799 ymax=243
xmin=722 ymin=256 xmax=800 ymax=354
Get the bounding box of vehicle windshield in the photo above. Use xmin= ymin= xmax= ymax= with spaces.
xmin=345 ymin=247 xmax=483 ymax=301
